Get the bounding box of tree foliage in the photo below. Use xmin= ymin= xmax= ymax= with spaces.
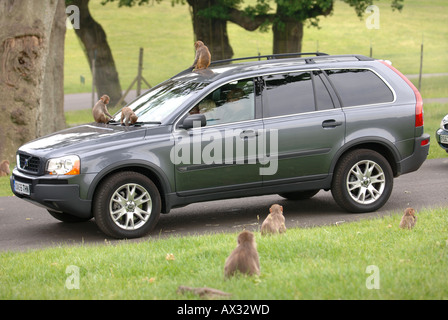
xmin=102 ymin=0 xmax=403 ymax=56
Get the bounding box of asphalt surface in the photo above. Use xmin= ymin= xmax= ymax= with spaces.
xmin=1 ymin=158 xmax=447 ymax=252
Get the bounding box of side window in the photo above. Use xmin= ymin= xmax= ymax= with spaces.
xmin=324 ymin=69 xmax=394 ymax=107
xmin=189 ymin=79 xmax=255 ymax=126
xmin=264 ymin=72 xmax=314 ymax=117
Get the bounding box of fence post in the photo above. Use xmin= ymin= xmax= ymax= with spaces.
xmin=418 ymin=34 xmax=424 ymax=91
xmin=91 ymin=50 xmax=97 ymax=108
xmin=137 ymin=48 xmax=143 ymax=97
xmin=114 ymin=48 xmax=151 ymax=108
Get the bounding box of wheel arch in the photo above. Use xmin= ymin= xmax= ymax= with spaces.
xmin=330 ymin=139 xmax=400 ymax=178
xmin=88 ymin=160 xmax=173 ymax=214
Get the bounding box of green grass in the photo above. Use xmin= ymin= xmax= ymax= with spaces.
xmin=64 ymin=0 xmax=448 ymax=94
xmin=1 ymin=207 xmax=447 ymax=299
xmin=411 ymin=76 xmax=448 ymax=99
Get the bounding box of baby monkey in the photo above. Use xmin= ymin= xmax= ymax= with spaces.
xmin=399 ymin=207 xmax=417 ymax=230
xmin=261 ymin=204 xmax=286 ymax=236
xmin=92 ymin=95 xmax=112 ymax=124
xmin=190 ymin=40 xmax=211 ymax=71
xmin=121 ymin=107 xmax=138 ymax=126
xmin=224 ymin=230 xmax=260 ymax=278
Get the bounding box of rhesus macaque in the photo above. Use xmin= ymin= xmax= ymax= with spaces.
xmin=0 ymin=160 xmax=10 ymax=177
xmin=120 ymin=107 xmax=138 ymax=126
xmin=191 ymin=41 xmax=211 ymax=71
xmin=224 ymin=230 xmax=260 ymax=278
xmin=261 ymin=204 xmax=286 ymax=236
xmin=92 ymin=95 xmax=112 ymax=124
xmin=399 ymin=207 xmax=417 ymax=230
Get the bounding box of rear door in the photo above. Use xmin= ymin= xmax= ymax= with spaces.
xmin=261 ymin=70 xmax=346 ymax=185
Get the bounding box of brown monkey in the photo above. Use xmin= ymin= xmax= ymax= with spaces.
xmin=0 ymin=160 xmax=10 ymax=177
xmin=191 ymin=41 xmax=211 ymax=71
xmin=92 ymin=95 xmax=112 ymax=124
xmin=261 ymin=204 xmax=286 ymax=236
xmin=120 ymin=107 xmax=138 ymax=126
xmin=399 ymin=207 xmax=417 ymax=230
xmin=224 ymin=230 xmax=260 ymax=278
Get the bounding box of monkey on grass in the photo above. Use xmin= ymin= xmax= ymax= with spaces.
xmin=190 ymin=41 xmax=211 ymax=71
xmin=0 ymin=160 xmax=10 ymax=177
xmin=399 ymin=207 xmax=417 ymax=230
xmin=261 ymin=204 xmax=287 ymax=236
xmin=121 ymin=107 xmax=138 ymax=126
xmin=92 ymin=95 xmax=112 ymax=124
xmin=224 ymin=230 xmax=260 ymax=278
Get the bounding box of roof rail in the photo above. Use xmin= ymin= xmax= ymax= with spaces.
xmin=210 ymin=52 xmax=329 ymax=66
xmin=171 ymin=53 xmax=373 ymax=79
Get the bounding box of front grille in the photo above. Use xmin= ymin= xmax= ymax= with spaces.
xmin=18 ymin=154 xmax=41 ymax=173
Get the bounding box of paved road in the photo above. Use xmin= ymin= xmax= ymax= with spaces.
xmin=1 ymin=158 xmax=447 ymax=252
xmin=64 ymin=90 xmax=141 ymax=111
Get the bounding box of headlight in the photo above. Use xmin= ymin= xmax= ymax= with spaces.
xmin=441 ymin=115 xmax=448 ymax=130
xmin=46 ymin=155 xmax=80 ymax=175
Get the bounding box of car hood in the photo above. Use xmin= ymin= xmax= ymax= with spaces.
xmin=19 ymin=123 xmax=147 ymax=156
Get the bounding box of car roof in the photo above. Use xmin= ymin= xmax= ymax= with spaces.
xmin=171 ymin=53 xmax=375 ymax=83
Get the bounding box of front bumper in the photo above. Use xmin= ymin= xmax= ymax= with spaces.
xmin=10 ymin=168 xmax=92 ymax=219
xmin=436 ymin=128 xmax=448 ymax=153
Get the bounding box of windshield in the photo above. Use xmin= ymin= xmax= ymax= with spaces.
xmin=113 ymin=78 xmax=208 ymax=124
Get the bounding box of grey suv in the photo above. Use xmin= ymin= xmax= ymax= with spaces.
xmin=10 ymin=53 xmax=430 ymax=238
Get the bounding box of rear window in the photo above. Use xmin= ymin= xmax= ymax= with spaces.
xmin=325 ymin=69 xmax=394 ymax=107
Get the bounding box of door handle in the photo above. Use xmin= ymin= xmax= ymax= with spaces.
xmin=240 ymin=130 xmax=259 ymax=139
xmin=322 ymin=120 xmax=343 ymax=128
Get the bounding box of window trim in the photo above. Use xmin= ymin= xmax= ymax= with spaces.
xmin=260 ymin=106 xmax=344 ymax=122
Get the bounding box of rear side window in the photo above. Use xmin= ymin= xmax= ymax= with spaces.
xmin=263 ymin=71 xmax=334 ymax=117
xmin=324 ymin=69 xmax=394 ymax=107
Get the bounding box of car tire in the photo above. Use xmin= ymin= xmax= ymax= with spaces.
xmin=93 ymin=171 xmax=161 ymax=239
xmin=279 ymin=189 xmax=320 ymax=201
xmin=331 ymin=149 xmax=393 ymax=213
xmin=47 ymin=210 xmax=91 ymax=223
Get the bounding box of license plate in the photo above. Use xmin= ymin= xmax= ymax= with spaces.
xmin=441 ymin=135 xmax=448 ymax=144
xmin=14 ymin=180 xmax=30 ymax=196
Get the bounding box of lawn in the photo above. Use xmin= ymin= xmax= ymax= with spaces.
xmin=1 ymin=207 xmax=447 ymax=299
xmin=64 ymin=0 xmax=448 ymax=94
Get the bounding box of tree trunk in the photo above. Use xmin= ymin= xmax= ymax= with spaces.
xmin=272 ymin=1 xmax=334 ymax=55
xmin=187 ymin=0 xmax=233 ymax=61
xmin=70 ymin=0 xmax=122 ymax=107
xmin=0 ymin=0 xmax=66 ymax=162
xmin=272 ymin=4 xmax=304 ymax=55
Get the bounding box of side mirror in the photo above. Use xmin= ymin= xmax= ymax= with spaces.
xmin=180 ymin=114 xmax=206 ymax=129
